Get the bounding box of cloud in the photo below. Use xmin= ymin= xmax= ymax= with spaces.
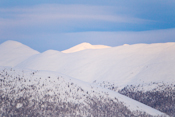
xmin=59 ymin=28 xmax=175 ymax=45
xmin=0 ymin=4 xmax=149 ymax=31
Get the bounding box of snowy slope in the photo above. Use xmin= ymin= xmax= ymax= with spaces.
xmin=0 ymin=67 xmax=167 ymax=117
xmin=62 ymin=42 xmax=111 ymax=53
xmin=16 ymin=42 xmax=175 ymax=89
xmin=0 ymin=40 xmax=39 ymax=67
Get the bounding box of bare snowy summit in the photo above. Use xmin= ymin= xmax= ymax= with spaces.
xmin=123 ymin=44 xmax=129 ymax=46
xmin=0 ymin=40 xmax=24 ymax=48
xmin=62 ymin=42 xmax=111 ymax=53
xmin=0 ymin=40 xmax=39 ymax=67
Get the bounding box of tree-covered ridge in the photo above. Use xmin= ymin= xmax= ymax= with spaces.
xmin=93 ymin=81 xmax=175 ymax=116
xmin=0 ymin=68 xmax=165 ymax=117
xmin=119 ymin=83 xmax=175 ymax=117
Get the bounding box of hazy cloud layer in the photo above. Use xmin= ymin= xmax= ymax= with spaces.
xmin=0 ymin=4 xmax=149 ymax=32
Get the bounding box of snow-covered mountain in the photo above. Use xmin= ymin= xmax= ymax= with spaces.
xmin=0 ymin=40 xmax=175 ymax=116
xmin=62 ymin=42 xmax=111 ymax=53
xmin=0 ymin=67 xmax=167 ymax=117
xmin=16 ymin=42 xmax=175 ymax=88
xmin=0 ymin=40 xmax=39 ymax=67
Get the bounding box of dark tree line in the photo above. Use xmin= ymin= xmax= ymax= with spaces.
xmin=119 ymin=84 xmax=175 ymax=116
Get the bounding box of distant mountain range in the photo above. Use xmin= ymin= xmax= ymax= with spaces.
xmin=0 ymin=40 xmax=174 ymax=116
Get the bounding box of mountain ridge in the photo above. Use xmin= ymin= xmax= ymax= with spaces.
xmin=0 ymin=40 xmax=39 ymax=67
xmin=15 ymin=41 xmax=175 ymax=88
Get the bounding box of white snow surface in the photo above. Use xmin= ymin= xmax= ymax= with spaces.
xmin=15 ymin=42 xmax=175 ymax=90
xmin=62 ymin=42 xmax=111 ymax=53
xmin=0 ymin=66 xmax=167 ymax=116
xmin=0 ymin=40 xmax=39 ymax=67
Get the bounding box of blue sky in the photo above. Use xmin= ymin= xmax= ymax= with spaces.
xmin=0 ymin=0 xmax=175 ymax=52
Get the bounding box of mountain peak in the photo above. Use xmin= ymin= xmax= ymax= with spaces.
xmin=0 ymin=40 xmax=39 ymax=67
xmin=78 ymin=42 xmax=92 ymax=46
xmin=0 ymin=40 xmax=24 ymax=48
xmin=62 ymin=42 xmax=110 ymax=53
